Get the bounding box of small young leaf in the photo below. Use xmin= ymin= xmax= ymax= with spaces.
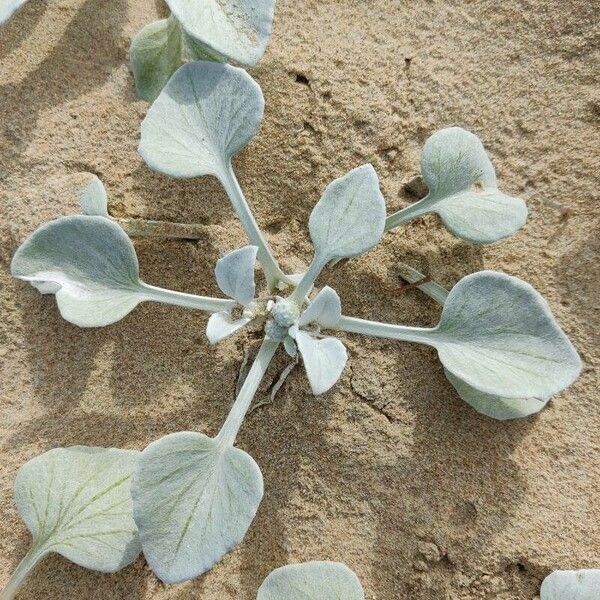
xmin=295 ymin=330 xmax=348 ymax=395
xmin=298 ymin=286 xmax=342 ymax=329
xmin=309 ymin=164 xmax=386 ymax=262
xmin=164 ymin=0 xmax=275 ymax=66
xmin=11 ymin=216 xmax=144 ymax=327
xmin=433 ymin=271 xmax=581 ymax=399
xmin=215 ymin=245 xmax=258 ymax=306
xmin=541 ymin=569 xmax=600 ymax=600
xmin=206 ymin=312 xmax=251 ymax=344
xmin=257 ymin=561 xmax=365 ymax=600
xmin=139 ymin=61 xmax=264 ymax=181
xmin=388 ymin=127 xmax=527 ymax=243
xmin=3 ymin=447 xmax=140 ymax=598
xmin=79 ymin=175 xmax=109 ymax=217
xmin=445 ymin=369 xmax=550 ymax=420
xmin=0 ymin=0 xmax=29 ymax=26
xmin=131 ymin=431 xmax=263 ymax=584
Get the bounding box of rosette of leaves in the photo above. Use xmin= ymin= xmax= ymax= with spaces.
xmin=129 ymin=0 xmax=276 ymax=102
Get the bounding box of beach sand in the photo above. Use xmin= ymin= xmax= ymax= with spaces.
xmin=0 ymin=0 xmax=598 ymax=598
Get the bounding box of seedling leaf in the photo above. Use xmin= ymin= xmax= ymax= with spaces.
xmin=131 ymin=431 xmax=263 ymax=584
xmin=298 ymin=286 xmax=342 ymax=329
xmin=139 ymin=61 xmax=264 ymax=181
xmin=165 ymin=0 xmax=275 ymax=66
xmin=207 ymin=312 xmax=252 ymax=344
xmin=387 ymin=127 xmax=527 ymax=243
xmin=309 ymin=164 xmax=386 ymax=262
xmin=0 ymin=0 xmax=29 ymax=26
xmin=79 ymin=175 xmax=109 ymax=217
xmin=433 ymin=271 xmax=581 ymax=398
xmin=295 ymin=330 xmax=348 ymax=395
xmin=1 ymin=447 xmax=141 ymax=599
xmin=541 ymin=569 xmax=600 ymax=600
xmin=215 ymin=245 xmax=258 ymax=306
xmin=257 ymin=561 xmax=365 ymax=600
xmin=445 ymin=369 xmax=550 ymax=420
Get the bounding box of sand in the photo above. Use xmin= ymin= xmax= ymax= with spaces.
xmin=1 ymin=0 xmax=599 ymax=598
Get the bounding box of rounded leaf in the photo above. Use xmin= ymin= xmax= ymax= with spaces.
xmin=541 ymin=570 xmax=600 ymax=600
xmin=139 ymin=61 xmax=264 ymax=180
xmin=15 ymin=446 xmax=141 ymax=572
xmin=298 ymin=286 xmax=342 ymax=329
xmin=11 ymin=215 xmax=145 ymax=327
xmin=132 ymin=431 xmax=263 ymax=584
xmin=257 ymin=561 xmax=365 ymax=600
xmin=309 ymin=164 xmax=386 ymax=262
xmin=165 ymin=0 xmax=275 ymax=66
xmin=445 ymin=369 xmax=550 ymax=420
xmin=215 ymin=245 xmax=258 ymax=305
xmin=432 ymin=271 xmax=581 ymax=399
xmin=79 ymin=175 xmax=109 ymax=217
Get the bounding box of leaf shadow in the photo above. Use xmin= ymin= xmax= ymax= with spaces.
xmin=0 ymin=0 xmax=127 ymax=168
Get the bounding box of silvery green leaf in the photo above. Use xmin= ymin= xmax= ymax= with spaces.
xmin=309 ymin=164 xmax=386 ymax=262
xmin=165 ymin=0 xmax=275 ymax=66
xmin=79 ymin=175 xmax=109 ymax=218
xmin=206 ymin=312 xmax=251 ymax=344
xmin=132 ymin=431 xmax=263 ymax=584
xmin=3 ymin=447 xmax=140 ymax=598
xmin=0 ymin=0 xmax=29 ymax=26
xmin=257 ymin=561 xmax=365 ymax=600
xmin=11 ymin=216 xmax=145 ymax=327
xmin=433 ymin=271 xmax=581 ymax=399
xmin=215 ymin=245 xmax=258 ymax=305
xmin=541 ymin=570 xmax=600 ymax=600
xmin=283 ymin=335 xmax=297 ymax=357
xmin=129 ymin=17 xmax=186 ymax=103
xmin=388 ymin=127 xmax=527 ymax=243
xmin=445 ymin=369 xmax=550 ymax=420
xmin=299 ymin=286 xmax=342 ymax=329
xmin=139 ymin=61 xmax=263 ymax=181
xmin=296 ymin=330 xmax=348 ymax=395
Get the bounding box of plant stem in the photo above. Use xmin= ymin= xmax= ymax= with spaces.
xmin=220 ymin=162 xmax=292 ymax=290
xmin=397 ymin=262 xmax=448 ymax=305
xmin=0 ymin=547 xmax=46 ymax=600
xmin=217 ymin=338 xmax=280 ymax=448
xmin=384 ymin=199 xmax=429 ymax=231
xmin=114 ymin=217 xmax=207 ymax=240
xmin=335 ymin=315 xmax=435 ymax=345
xmin=139 ymin=282 xmax=236 ymax=313
xmin=289 ymin=255 xmax=327 ymax=305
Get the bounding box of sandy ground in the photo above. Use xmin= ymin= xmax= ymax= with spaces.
xmin=1 ymin=0 xmax=599 ymax=598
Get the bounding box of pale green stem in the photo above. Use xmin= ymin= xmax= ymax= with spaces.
xmin=397 ymin=261 xmax=449 ymax=305
xmin=114 ymin=217 xmax=207 ymax=240
xmin=220 ymin=162 xmax=293 ymax=290
xmin=335 ymin=315 xmax=436 ymax=346
xmin=217 ymin=338 xmax=280 ymax=448
xmin=0 ymin=547 xmax=46 ymax=600
xmin=289 ymin=255 xmax=327 ymax=305
xmin=139 ymin=282 xmax=236 ymax=313
xmin=384 ymin=199 xmax=429 ymax=231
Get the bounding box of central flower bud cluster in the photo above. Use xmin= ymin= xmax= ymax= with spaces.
xmin=264 ymin=297 xmax=300 ymax=341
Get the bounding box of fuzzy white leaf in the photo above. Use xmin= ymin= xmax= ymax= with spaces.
xmin=215 ymin=245 xmax=257 ymax=305
xmin=132 ymin=431 xmax=263 ymax=584
xmin=309 ymin=164 xmax=386 ymax=262
xmin=541 ymin=570 xmax=600 ymax=600
xmin=165 ymin=0 xmax=275 ymax=66
xmin=432 ymin=271 xmax=581 ymax=399
xmin=445 ymin=369 xmax=550 ymax=420
xmin=0 ymin=0 xmax=29 ymax=26
xmin=408 ymin=127 xmax=527 ymax=243
xmin=11 ymin=216 xmax=146 ymax=327
xmin=296 ymin=330 xmax=348 ymax=395
xmin=207 ymin=312 xmax=251 ymax=344
xmin=299 ymin=286 xmax=342 ymax=329
xmin=139 ymin=61 xmax=264 ymax=181
xmin=257 ymin=561 xmax=365 ymax=600
xmin=79 ymin=175 xmax=109 ymax=218
xmin=14 ymin=447 xmax=140 ymax=573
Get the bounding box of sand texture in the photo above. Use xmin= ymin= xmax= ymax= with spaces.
xmin=1 ymin=0 xmax=599 ymax=598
